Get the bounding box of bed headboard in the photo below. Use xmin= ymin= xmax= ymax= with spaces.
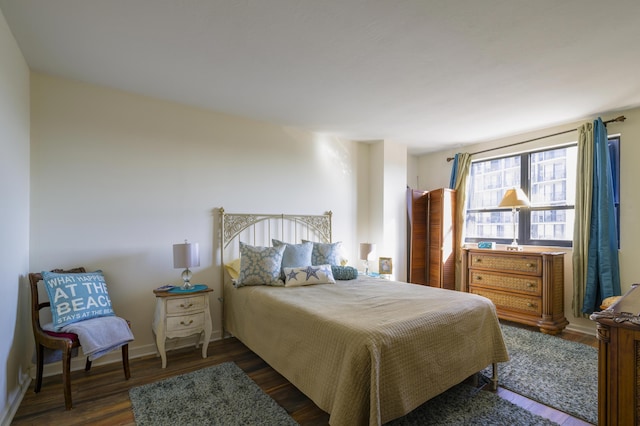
xmin=220 ymin=208 xmax=332 ymax=250
xmin=218 ymin=208 xmax=333 ymax=328
xmin=219 ymin=207 xmax=332 ymax=280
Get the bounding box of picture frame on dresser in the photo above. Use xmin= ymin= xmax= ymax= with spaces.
xmin=379 ymin=257 xmax=393 ymax=275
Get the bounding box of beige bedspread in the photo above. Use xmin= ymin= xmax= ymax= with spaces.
xmin=224 ymin=276 xmax=508 ymax=426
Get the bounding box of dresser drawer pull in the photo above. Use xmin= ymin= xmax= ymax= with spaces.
xmin=476 ymin=275 xmax=482 ymax=280
xmin=180 ymin=319 xmax=194 ymax=326
xmin=527 ymin=302 xmax=536 ymax=308
xmin=180 ymin=302 xmax=194 ymax=309
xmin=526 ymin=282 xmax=534 ymax=287
xmin=527 ymin=263 xmax=535 ymax=268
xmin=475 ymin=258 xmax=482 ymax=262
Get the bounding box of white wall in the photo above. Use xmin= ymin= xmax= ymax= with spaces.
xmin=364 ymin=140 xmax=408 ymax=280
xmin=382 ymin=141 xmax=408 ymax=281
xmin=0 ymin=9 xmax=31 ymax=425
xmin=29 ymin=73 xmax=364 ymax=369
xmin=416 ymin=109 xmax=639 ymax=334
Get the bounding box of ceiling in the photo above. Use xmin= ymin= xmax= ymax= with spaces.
xmin=2 ymin=1 xmax=640 ymax=154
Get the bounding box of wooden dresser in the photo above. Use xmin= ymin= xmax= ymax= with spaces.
xmin=595 ymin=317 xmax=640 ymax=426
xmin=593 ymin=284 xmax=640 ymax=426
xmin=462 ymin=248 xmax=568 ymax=334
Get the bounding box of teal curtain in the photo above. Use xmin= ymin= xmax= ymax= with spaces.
xmin=582 ymin=118 xmax=621 ymax=314
xmin=449 ymin=154 xmax=459 ymax=189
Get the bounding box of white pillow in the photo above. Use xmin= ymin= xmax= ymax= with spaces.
xmin=283 ymin=264 xmax=336 ymax=287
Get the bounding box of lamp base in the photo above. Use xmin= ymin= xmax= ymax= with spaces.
xmin=181 ymin=268 xmax=194 ymax=290
xmin=506 ymin=245 xmax=523 ymax=251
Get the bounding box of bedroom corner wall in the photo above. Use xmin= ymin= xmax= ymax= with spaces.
xmin=29 ymin=73 xmax=365 ymax=374
xmin=416 ymin=109 xmax=640 ymax=335
xmin=0 ymin=8 xmax=31 ymax=426
xmin=367 ymin=140 xmax=408 ymax=281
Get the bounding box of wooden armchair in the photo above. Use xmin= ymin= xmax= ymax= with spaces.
xmin=28 ymin=268 xmax=131 ymax=410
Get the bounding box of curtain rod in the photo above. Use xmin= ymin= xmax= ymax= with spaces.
xmin=446 ymin=115 xmax=626 ymax=162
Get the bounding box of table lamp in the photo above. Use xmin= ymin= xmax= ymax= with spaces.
xmin=173 ymin=240 xmax=200 ymax=289
xmin=498 ymin=187 xmax=530 ymax=251
xmin=359 ymin=243 xmax=375 ymax=275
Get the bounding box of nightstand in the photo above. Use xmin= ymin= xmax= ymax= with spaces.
xmin=152 ymin=286 xmax=213 ymax=368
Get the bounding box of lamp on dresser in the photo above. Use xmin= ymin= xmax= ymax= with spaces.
xmin=173 ymin=240 xmax=199 ymax=289
xmin=498 ymin=187 xmax=530 ymax=251
xmin=359 ymin=243 xmax=375 ymax=275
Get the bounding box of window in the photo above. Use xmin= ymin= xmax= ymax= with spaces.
xmin=465 ymin=138 xmax=620 ymax=248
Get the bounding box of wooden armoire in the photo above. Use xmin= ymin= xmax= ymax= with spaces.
xmin=407 ymin=187 xmax=456 ymax=289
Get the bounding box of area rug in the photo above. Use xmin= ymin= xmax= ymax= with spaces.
xmin=130 ymin=361 xmax=557 ymax=426
xmin=129 ymin=362 xmax=297 ymax=426
xmin=483 ymin=324 xmax=598 ymax=425
xmin=386 ymin=383 xmax=557 ymax=425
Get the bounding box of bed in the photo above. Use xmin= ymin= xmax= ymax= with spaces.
xmin=219 ymin=209 xmax=509 ymax=426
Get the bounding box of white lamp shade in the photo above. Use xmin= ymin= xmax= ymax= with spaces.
xmin=173 ymin=242 xmax=200 ymax=268
xmin=499 ymin=187 xmax=530 ymax=208
xmin=359 ymin=243 xmax=375 ymax=260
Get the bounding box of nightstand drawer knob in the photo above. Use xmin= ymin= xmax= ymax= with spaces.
xmin=526 ymin=282 xmax=533 ymax=287
xmin=527 ymin=302 xmax=535 ymax=308
xmin=476 ymin=275 xmax=482 ymax=280
xmin=180 ymin=303 xmax=194 ymax=309
xmin=180 ymin=319 xmax=194 ymax=326
xmin=526 ymin=263 xmax=534 ymax=268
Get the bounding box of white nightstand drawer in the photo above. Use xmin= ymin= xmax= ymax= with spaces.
xmin=166 ymin=296 xmax=206 ymax=314
xmin=166 ymin=312 xmax=205 ymax=332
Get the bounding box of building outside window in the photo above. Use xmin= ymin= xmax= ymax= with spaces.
xmin=465 ymin=146 xmax=576 ymax=247
xmin=465 ymin=137 xmax=620 ymax=248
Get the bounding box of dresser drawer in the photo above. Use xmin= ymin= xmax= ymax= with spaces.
xmin=471 ymin=287 xmax=542 ymax=316
xmin=166 ymin=312 xmax=205 ymax=332
xmin=469 ymin=253 xmax=541 ymax=276
xmin=469 ymin=270 xmax=542 ymax=295
xmin=166 ymin=296 xmax=205 ymax=314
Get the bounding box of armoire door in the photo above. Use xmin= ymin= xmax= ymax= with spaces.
xmin=407 ymin=188 xmax=428 ymax=285
xmin=427 ymin=188 xmax=456 ymax=290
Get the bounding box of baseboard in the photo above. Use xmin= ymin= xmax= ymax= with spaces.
xmin=1 ymin=367 xmax=31 ymax=426
xmin=565 ymin=322 xmax=597 ymax=336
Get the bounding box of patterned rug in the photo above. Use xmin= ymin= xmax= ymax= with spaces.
xmin=129 ymin=361 xmax=558 ymax=426
xmin=386 ymin=382 xmax=557 ymax=425
xmin=129 ymin=362 xmax=296 ymax=426
xmin=483 ymin=324 xmax=598 ymax=425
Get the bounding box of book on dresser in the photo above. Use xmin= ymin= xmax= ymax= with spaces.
xmin=461 ymin=248 xmax=568 ymax=334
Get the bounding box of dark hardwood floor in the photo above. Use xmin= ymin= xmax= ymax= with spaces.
xmin=12 ymin=322 xmax=598 ymax=425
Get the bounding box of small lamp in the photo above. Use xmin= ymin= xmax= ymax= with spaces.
xmin=173 ymin=240 xmax=200 ymax=289
xmin=498 ymin=187 xmax=530 ymax=251
xmin=359 ymin=243 xmax=375 ymax=275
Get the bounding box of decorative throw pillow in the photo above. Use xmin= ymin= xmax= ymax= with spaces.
xmin=331 ymin=265 xmax=359 ymax=280
xmin=224 ymin=258 xmax=241 ymax=280
xmin=283 ymin=264 xmax=336 ymax=287
xmin=237 ymin=242 xmax=286 ymax=287
xmin=41 ymin=270 xmax=115 ymax=331
xmin=272 ymin=239 xmax=313 ymax=276
xmin=302 ymin=240 xmax=344 ymax=266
